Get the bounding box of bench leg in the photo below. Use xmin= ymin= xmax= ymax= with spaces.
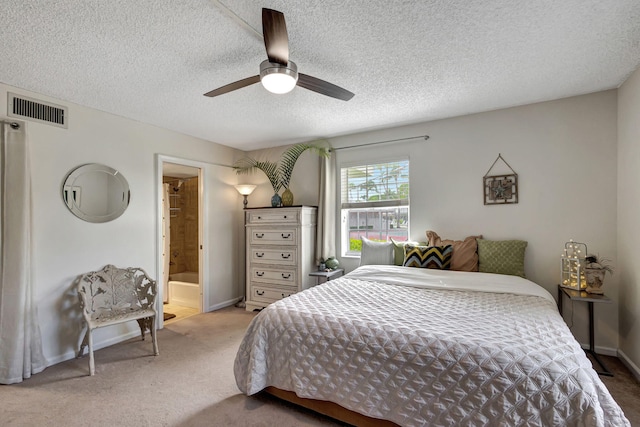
xmin=151 ymin=317 xmax=159 ymax=356
xmin=137 ymin=318 xmax=148 ymax=340
xmin=77 ymin=327 xmax=89 ymax=359
xmin=88 ymin=329 xmax=95 ymax=376
xmin=137 ymin=316 xmax=158 ymax=356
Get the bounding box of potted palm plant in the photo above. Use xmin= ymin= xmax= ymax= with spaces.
xmin=234 ymin=143 xmax=330 ymax=207
xmin=233 ymin=158 xmax=282 ymax=207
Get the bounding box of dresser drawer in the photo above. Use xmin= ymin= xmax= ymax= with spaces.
xmin=250 ymin=247 xmax=297 ymax=265
xmin=250 ymin=285 xmax=295 ymax=304
xmin=247 ymin=210 xmax=299 ymax=224
xmin=249 ymin=228 xmax=297 ymax=245
xmin=250 ymin=267 xmax=297 ymax=286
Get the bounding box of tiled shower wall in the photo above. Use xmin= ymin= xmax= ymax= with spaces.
xmin=164 ymin=176 xmax=199 ymax=275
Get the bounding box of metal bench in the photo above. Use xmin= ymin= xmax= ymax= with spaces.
xmin=76 ymin=264 xmax=159 ymax=375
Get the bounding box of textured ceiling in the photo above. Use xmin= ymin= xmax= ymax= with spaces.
xmin=1 ymin=0 xmax=639 ymax=151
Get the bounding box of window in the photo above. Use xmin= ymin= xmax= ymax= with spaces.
xmin=340 ymin=159 xmax=409 ymax=255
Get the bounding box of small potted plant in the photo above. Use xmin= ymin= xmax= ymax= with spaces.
xmin=584 ymin=254 xmax=613 ymax=294
xmin=325 ymin=256 xmax=340 ymax=270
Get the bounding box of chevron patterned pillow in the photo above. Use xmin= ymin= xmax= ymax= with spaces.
xmin=390 ymin=238 xmax=428 ymax=266
xmin=403 ymin=244 xmax=453 ymax=269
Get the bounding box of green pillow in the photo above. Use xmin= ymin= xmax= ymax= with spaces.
xmin=477 ymin=239 xmax=527 ymax=277
xmin=390 ymin=238 xmax=427 ymax=266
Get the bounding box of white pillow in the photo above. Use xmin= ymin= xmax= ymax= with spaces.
xmin=360 ymin=237 xmax=394 ymax=266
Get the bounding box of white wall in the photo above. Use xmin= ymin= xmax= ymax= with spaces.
xmin=1 ymin=83 xmax=245 ymax=366
xmin=327 ymin=91 xmax=619 ymax=351
xmin=617 ymin=66 xmax=640 ymax=375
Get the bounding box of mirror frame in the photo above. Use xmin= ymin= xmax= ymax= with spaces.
xmin=62 ymin=163 xmax=130 ymax=223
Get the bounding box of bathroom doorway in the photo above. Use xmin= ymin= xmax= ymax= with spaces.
xmin=159 ymin=160 xmax=203 ymax=325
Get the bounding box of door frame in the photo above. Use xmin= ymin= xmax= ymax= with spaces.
xmin=155 ymin=154 xmax=207 ymax=328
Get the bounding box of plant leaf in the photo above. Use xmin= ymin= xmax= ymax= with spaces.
xmin=233 ymin=142 xmax=330 ymax=194
xmin=279 ymin=143 xmax=330 ymax=189
xmin=233 ymin=158 xmax=281 ymax=193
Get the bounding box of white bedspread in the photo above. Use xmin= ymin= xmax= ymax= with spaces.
xmin=234 ymin=266 xmax=629 ymax=427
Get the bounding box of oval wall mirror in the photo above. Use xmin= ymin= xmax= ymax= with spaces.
xmin=62 ymin=164 xmax=130 ymax=223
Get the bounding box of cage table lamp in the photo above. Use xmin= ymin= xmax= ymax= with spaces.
xmin=561 ymin=240 xmax=587 ymax=290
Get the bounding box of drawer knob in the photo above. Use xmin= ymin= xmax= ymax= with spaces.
xmin=281 ymin=293 xmax=287 ymax=298
xmin=281 ymin=273 xmax=291 ymax=279
xmin=281 ymin=233 xmax=291 ymax=239
xmin=256 ymin=290 xmax=265 ymax=296
xmin=256 ymin=252 xmax=264 ymax=258
xmin=256 ymin=271 xmax=265 ymax=277
xmin=281 ymin=253 xmax=291 ymax=259
xmin=283 ymin=215 xmax=287 ymax=218
xmin=256 ymin=233 xmax=264 ymax=238
xmin=257 ymin=216 xmax=261 ymax=219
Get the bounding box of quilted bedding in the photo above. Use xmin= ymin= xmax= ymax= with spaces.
xmin=234 ymin=265 xmax=629 ymax=427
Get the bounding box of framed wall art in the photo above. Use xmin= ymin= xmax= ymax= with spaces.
xmin=483 ymin=154 xmax=518 ymax=205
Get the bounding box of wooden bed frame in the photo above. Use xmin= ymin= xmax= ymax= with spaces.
xmin=264 ymin=387 xmax=399 ymax=427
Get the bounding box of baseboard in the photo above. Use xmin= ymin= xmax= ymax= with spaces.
xmin=169 ymin=297 xmax=199 ymax=310
xmin=617 ymin=349 xmax=640 ymax=381
xmin=205 ymin=296 xmax=243 ymax=313
xmin=580 ymin=343 xmax=618 ymax=357
xmin=46 ymin=329 xmax=142 ymax=367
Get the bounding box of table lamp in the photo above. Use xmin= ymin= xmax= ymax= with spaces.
xmin=234 ymin=184 xmax=257 ymax=208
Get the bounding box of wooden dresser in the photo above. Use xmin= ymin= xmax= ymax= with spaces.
xmin=244 ymin=206 xmax=317 ymax=311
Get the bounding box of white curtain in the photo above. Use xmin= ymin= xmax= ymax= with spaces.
xmin=162 ymin=183 xmax=170 ymax=303
xmin=0 ymin=121 xmax=45 ymax=384
xmin=315 ymin=151 xmax=336 ymax=262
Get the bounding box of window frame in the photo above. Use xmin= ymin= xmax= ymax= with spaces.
xmin=339 ymin=157 xmax=410 ymax=257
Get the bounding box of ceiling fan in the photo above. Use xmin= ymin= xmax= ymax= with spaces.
xmin=204 ymin=8 xmax=354 ymax=101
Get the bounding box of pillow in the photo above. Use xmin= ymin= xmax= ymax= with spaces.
xmin=403 ymin=244 xmax=453 ymax=269
xmin=476 ymin=239 xmax=527 ymax=277
xmin=360 ymin=237 xmax=394 ymax=266
xmin=426 ymin=231 xmax=482 ymax=272
xmin=390 ymin=238 xmax=427 ymax=266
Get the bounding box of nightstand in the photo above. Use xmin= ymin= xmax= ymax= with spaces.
xmin=309 ymin=269 xmax=344 ymax=285
xmin=557 ymin=285 xmax=613 ymax=376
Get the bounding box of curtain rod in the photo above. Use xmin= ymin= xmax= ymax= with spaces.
xmin=1 ymin=120 xmax=21 ymax=129
xmin=212 ymin=162 xmax=234 ymax=169
xmin=330 ymin=135 xmax=429 ymax=152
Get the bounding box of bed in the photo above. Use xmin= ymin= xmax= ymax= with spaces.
xmin=234 ymin=265 xmax=630 ymax=426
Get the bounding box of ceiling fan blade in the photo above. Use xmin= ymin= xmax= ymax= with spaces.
xmin=203 ymin=75 xmax=260 ymax=97
xmin=262 ymin=8 xmax=289 ymax=65
xmin=297 ymin=73 xmax=355 ymax=101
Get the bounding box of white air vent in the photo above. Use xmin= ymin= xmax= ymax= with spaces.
xmin=7 ymin=92 xmax=68 ymax=129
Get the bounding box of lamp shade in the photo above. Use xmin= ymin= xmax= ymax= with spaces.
xmin=234 ymin=184 xmax=257 ymax=196
xmin=261 ymin=73 xmax=297 ymax=94
xmin=259 ymin=60 xmax=298 ymax=94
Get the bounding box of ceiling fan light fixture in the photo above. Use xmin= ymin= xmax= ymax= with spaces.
xmin=204 ymin=9 xmax=353 ymax=101
xmin=260 ymin=60 xmax=298 ymax=94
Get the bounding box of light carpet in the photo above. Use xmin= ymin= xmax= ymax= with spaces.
xmin=0 ymin=306 xmax=638 ymax=426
